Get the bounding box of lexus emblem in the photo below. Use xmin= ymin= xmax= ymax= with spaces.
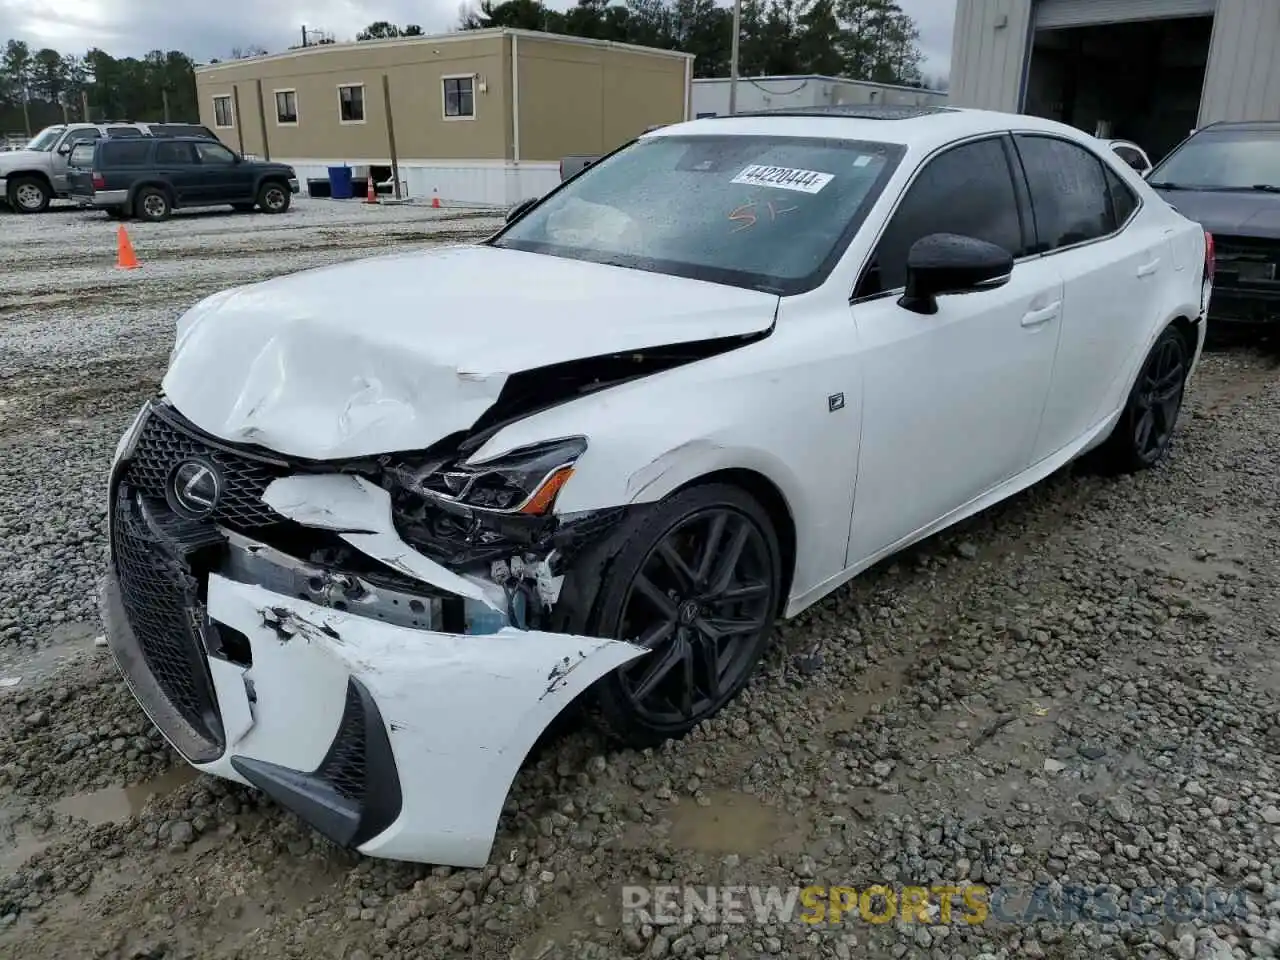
xmin=170 ymin=459 xmax=222 ymax=517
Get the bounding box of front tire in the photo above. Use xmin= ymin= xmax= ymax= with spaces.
xmin=256 ymin=181 xmax=290 ymax=214
xmin=8 ymin=176 xmax=50 ymax=214
xmin=1093 ymin=325 xmax=1190 ymax=474
xmin=579 ymin=483 xmax=782 ymax=748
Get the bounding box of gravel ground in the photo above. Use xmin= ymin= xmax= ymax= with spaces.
xmin=2 ymin=198 xmax=1279 ymax=960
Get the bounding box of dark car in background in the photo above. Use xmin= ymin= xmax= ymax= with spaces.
xmin=1148 ymin=120 xmax=1280 ymax=329
xmin=69 ymin=136 xmax=299 ymax=221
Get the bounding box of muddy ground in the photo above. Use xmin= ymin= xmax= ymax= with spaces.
xmin=1 ymin=198 xmax=1279 ymax=960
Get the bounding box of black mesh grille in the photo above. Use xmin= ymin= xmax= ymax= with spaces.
xmin=316 ymin=683 xmax=368 ymax=803
xmin=111 ymin=491 xmax=224 ymax=753
xmin=124 ymin=410 xmax=288 ymax=530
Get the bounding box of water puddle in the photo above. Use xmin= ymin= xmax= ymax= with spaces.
xmin=664 ymin=790 xmax=805 ymax=855
xmin=54 ymin=766 xmax=198 ymax=827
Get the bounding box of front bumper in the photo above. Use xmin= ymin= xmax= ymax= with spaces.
xmin=101 ymin=404 xmax=645 ymax=866
xmin=1207 ymin=285 xmax=1280 ymax=325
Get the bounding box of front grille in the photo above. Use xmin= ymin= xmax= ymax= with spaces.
xmin=1213 ymin=235 xmax=1280 ymax=289
xmin=111 ymin=489 xmax=225 ymax=755
xmin=124 ymin=408 xmax=289 ymax=530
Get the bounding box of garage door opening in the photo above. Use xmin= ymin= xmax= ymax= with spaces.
xmin=1023 ymin=14 xmax=1213 ymax=164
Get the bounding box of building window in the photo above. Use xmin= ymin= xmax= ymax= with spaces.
xmin=443 ymin=76 xmax=475 ymax=119
xmin=338 ymin=84 xmax=365 ymax=123
xmin=275 ymin=89 xmax=298 ymax=125
xmin=213 ymin=95 xmax=233 ymax=128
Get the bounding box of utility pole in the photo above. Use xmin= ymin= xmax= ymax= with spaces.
xmin=162 ymin=88 xmax=170 ymax=122
xmin=728 ymin=0 xmax=742 ymax=116
xmin=301 ymin=25 xmax=309 ymax=48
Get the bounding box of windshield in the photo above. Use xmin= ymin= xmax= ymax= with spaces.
xmin=493 ymin=133 xmax=905 ymax=294
xmin=25 ymin=126 xmax=66 ymax=151
xmin=1150 ymin=128 xmax=1280 ymax=189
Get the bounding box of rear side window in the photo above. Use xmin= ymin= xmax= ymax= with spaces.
xmin=857 ymin=137 xmax=1025 ymax=297
xmin=1106 ymin=166 xmax=1140 ymax=228
xmin=1015 ymin=135 xmax=1115 ymax=252
xmin=155 ymin=141 xmax=197 ymax=164
xmin=1112 ymin=145 xmax=1147 ymax=172
xmin=101 ymin=140 xmax=152 ymax=166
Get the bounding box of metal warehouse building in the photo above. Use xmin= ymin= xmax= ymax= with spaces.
xmin=948 ymin=0 xmax=1280 ymax=160
xmin=194 ymin=28 xmax=693 ymax=205
xmin=690 ymin=75 xmax=947 ymax=117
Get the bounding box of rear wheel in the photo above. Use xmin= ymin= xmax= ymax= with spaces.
xmin=577 ymin=483 xmax=782 ymax=748
xmin=1092 ymin=325 xmax=1190 ymax=474
xmin=7 ymin=176 xmax=50 ymax=214
xmin=256 ymin=181 xmax=290 ymax=214
xmin=135 ymin=187 xmax=171 ymax=222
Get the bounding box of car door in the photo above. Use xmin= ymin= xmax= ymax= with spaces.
xmin=846 ymin=135 xmax=1064 ymax=566
xmin=52 ymin=127 xmax=101 ymax=193
xmin=1014 ymin=134 xmax=1170 ymax=464
xmin=153 ymin=139 xmax=201 ymax=206
xmin=193 ymin=140 xmax=254 ymax=203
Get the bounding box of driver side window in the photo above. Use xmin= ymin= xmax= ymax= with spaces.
xmin=855 ymin=137 xmax=1025 ymax=300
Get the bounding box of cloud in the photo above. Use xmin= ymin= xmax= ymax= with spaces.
xmin=0 ymin=0 xmax=956 ymax=78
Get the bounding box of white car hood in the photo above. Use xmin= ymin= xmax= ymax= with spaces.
xmin=0 ymin=149 xmax=44 ymax=172
xmin=163 ymin=244 xmax=778 ymax=460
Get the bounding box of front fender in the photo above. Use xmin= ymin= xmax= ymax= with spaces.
xmin=466 ymin=330 xmax=864 ymax=609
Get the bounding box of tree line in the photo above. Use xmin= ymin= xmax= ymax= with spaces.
xmin=460 ymin=0 xmax=934 ymax=86
xmin=1 ymin=0 xmax=931 ymax=139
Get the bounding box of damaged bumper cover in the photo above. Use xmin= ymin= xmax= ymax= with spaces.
xmin=101 ymin=406 xmax=646 ymax=867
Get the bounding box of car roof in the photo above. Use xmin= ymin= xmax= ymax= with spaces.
xmin=644 ymin=104 xmax=1108 ymax=155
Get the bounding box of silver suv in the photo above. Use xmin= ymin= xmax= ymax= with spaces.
xmin=0 ymin=121 xmax=218 ymax=214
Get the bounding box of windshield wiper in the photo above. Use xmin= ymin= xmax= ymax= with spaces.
xmin=1251 ymin=184 xmax=1280 ymax=193
xmin=1147 ymin=181 xmax=1185 ymax=190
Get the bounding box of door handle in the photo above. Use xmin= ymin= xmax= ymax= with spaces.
xmin=1021 ymin=300 xmax=1061 ymax=328
xmin=1137 ymin=258 xmax=1161 ymax=278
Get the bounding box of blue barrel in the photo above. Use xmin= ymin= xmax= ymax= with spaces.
xmin=328 ymin=165 xmax=353 ymax=200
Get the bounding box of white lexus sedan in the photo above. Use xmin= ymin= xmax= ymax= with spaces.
xmin=103 ymin=104 xmax=1212 ymax=868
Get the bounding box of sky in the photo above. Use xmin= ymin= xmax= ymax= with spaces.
xmin=0 ymin=0 xmax=957 ymax=79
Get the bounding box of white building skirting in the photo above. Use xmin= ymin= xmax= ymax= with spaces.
xmin=280 ymin=159 xmax=561 ymax=207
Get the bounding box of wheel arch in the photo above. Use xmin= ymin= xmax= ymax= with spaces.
xmin=5 ymin=169 xmax=52 ymax=190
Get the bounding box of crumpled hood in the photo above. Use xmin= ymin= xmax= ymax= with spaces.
xmin=163 ymin=244 xmax=778 ymax=460
xmin=1154 ymin=188 xmax=1280 ymax=240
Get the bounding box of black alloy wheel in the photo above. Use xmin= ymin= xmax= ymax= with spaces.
xmin=586 ymin=484 xmax=781 ymax=747
xmin=1133 ymin=332 xmax=1188 ymax=463
xmin=1093 ymin=324 xmax=1190 ymax=474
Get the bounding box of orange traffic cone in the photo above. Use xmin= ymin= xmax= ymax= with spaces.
xmin=116 ymin=225 xmax=139 ymax=270
xmin=431 ymin=187 xmax=441 ymax=209
xmin=365 ymin=176 xmax=378 ymax=204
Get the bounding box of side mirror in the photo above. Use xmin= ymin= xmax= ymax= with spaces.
xmin=505 ymin=196 xmax=538 ymax=223
xmin=898 ymin=233 xmax=1014 ymax=315
xmin=57 ymin=143 xmax=72 ymax=155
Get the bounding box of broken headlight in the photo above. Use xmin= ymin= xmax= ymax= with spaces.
xmin=418 ymin=437 xmax=587 ymax=515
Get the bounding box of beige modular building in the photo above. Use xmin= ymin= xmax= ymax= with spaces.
xmin=194 ymin=28 xmax=694 ymax=206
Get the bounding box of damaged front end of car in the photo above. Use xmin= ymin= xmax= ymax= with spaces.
xmin=99 ymin=331 xmax=766 ymax=867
